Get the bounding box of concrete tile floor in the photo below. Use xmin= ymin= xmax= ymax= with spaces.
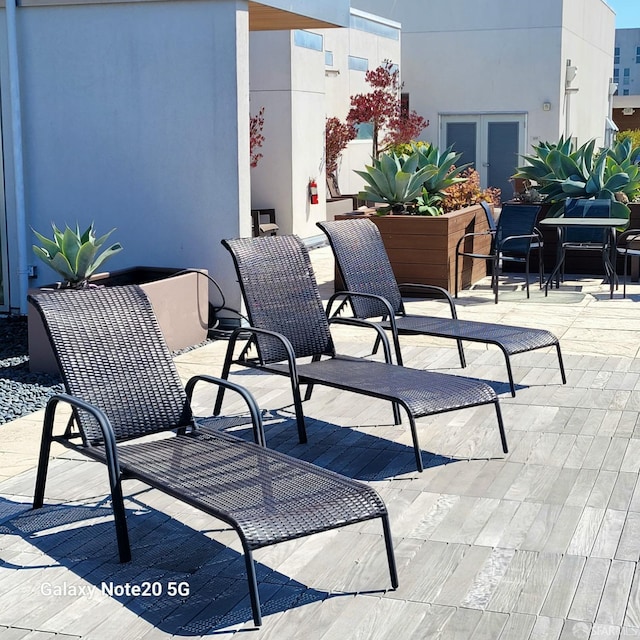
xmin=2 ymin=244 xmax=640 ymax=638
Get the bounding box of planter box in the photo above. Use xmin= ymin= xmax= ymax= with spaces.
xmin=29 ymin=267 xmax=209 ymax=374
xmin=336 ymin=204 xmax=492 ymax=294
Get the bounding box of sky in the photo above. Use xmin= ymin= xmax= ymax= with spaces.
xmin=606 ymin=0 xmax=640 ymax=28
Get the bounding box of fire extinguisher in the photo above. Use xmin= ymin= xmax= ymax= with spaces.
xmin=309 ymin=178 xmax=318 ymax=205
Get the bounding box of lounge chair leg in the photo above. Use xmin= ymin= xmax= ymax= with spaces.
xmin=406 ymin=414 xmax=423 ymax=472
xmin=392 ymin=402 xmax=402 ymax=426
xmin=242 ymin=544 xmax=262 ymax=627
xmin=33 ymin=399 xmax=56 ymax=509
xmin=290 ymin=377 xmax=308 ymax=443
xmin=556 ymin=343 xmax=567 ymax=385
xmin=501 ymin=350 xmax=516 ymax=397
xmin=381 ymin=514 xmax=399 ymax=589
xmin=213 ymin=345 xmax=234 ymax=415
xmin=495 ymin=401 xmax=508 ymax=454
xmin=456 ymin=339 xmax=466 ymax=369
xmin=110 ymin=479 xmax=132 ymax=563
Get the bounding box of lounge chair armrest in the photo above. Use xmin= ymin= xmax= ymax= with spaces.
xmin=398 ymin=283 xmax=458 ymax=319
xmin=225 ymin=325 xmax=301 ymax=375
xmin=326 ymin=290 xmax=395 ymax=320
xmin=185 ymin=375 xmax=265 ymax=445
xmin=328 ymin=316 xmax=394 ymax=364
xmin=43 ymin=393 xmax=121 ymax=475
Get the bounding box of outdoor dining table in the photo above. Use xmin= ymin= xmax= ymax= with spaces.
xmin=539 ymin=216 xmax=628 ymax=299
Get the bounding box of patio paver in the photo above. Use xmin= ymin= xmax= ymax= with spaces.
xmin=2 ymin=245 xmax=640 ymax=637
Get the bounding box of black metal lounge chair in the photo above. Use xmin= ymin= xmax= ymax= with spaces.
xmin=317 ymin=218 xmax=565 ymax=397
xmin=29 ymin=285 xmax=398 ymax=627
xmin=217 ymin=234 xmax=507 ymax=473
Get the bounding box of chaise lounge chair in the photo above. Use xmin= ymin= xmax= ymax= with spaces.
xmin=29 ymin=284 xmax=398 ymax=627
xmin=216 ymin=234 xmax=508 ymax=473
xmin=317 ymin=218 xmax=565 ymax=397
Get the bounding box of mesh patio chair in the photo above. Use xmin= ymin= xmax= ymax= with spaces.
xmin=317 ymin=218 xmax=565 ymax=398
xmin=29 ymin=285 xmax=398 ymax=627
xmin=553 ymin=198 xmax=614 ymax=288
xmin=216 ymin=234 xmax=507 ymax=473
xmin=455 ymin=203 xmax=544 ymax=303
xmin=616 ymin=227 xmax=640 ymax=297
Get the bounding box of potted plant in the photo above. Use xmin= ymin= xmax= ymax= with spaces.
xmin=513 ymin=136 xmax=640 ymax=272
xmin=28 ymin=223 xmax=209 ymax=373
xmin=335 ymin=145 xmax=499 ymax=293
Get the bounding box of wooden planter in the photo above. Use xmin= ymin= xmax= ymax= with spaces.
xmin=28 ymin=266 xmax=209 ymax=374
xmin=336 ymin=204 xmax=492 ymax=294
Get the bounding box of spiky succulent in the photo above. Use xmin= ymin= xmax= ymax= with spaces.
xmin=32 ymin=222 xmax=123 ymax=288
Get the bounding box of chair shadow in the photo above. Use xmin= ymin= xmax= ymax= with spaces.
xmin=0 ymin=495 xmax=337 ymax=634
xmin=220 ymin=409 xmax=504 ymax=482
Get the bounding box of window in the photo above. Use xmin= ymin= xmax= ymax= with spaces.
xmin=350 ymin=13 xmax=399 ymax=40
xmin=325 ymin=50 xmax=334 ymax=66
xmin=614 ymin=68 xmax=620 ymax=81
xmin=348 ymin=56 xmax=368 ymax=72
xmin=624 ymin=67 xmax=630 ymax=76
xmin=615 ymin=47 xmax=620 ymax=64
xmin=293 ymin=30 xmax=323 ymax=52
xmin=637 ymin=47 xmax=640 ymax=63
xmin=400 ymin=93 xmax=409 ymax=118
xmin=355 ymin=122 xmax=373 ymax=140
xmin=624 ymin=89 xmax=630 ymax=95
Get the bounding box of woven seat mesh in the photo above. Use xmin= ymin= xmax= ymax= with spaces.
xmin=29 ymin=286 xmax=192 ymax=443
xmin=319 ymin=218 xmax=558 ymax=354
xmin=105 ymin=430 xmax=388 ymax=549
xmin=224 ymin=236 xmax=335 ymax=363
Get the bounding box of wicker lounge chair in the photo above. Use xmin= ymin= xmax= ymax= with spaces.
xmin=217 ymin=235 xmax=507 ymax=473
xmin=317 ymin=218 xmax=565 ymax=397
xmin=29 ymin=285 xmax=398 ymax=627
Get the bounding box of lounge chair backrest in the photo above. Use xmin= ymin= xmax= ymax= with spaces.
xmin=495 ymin=204 xmax=541 ymax=256
xmin=317 ymin=219 xmax=403 ymax=318
xmin=222 ymin=235 xmax=335 ymax=362
xmin=28 ymin=285 xmax=192 ymax=444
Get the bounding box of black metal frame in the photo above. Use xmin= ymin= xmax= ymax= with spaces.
xmin=317 ymin=218 xmax=565 ymax=398
xmin=29 ymin=285 xmax=399 ymax=628
xmin=617 ymin=228 xmax=640 ymax=297
xmin=454 ymin=204 xmax=544 ymax=304
xmin=218 ymin=235 xmax=509 ymax=473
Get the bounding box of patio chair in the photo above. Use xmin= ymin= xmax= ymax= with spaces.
xmin=317 ymin=218 xmax=565 ymax=398
xmin=216 ymin=234 xmax=507 ymax=473
xmin=455 ymin=203 xmax=544 ymax=303
xmin=29 ymin=285 xmax=398 ymax=627
xmin=616 ymin=227 xmax=640 ymax=297
xmin=554 ymin=198 xmax=614 ymax=287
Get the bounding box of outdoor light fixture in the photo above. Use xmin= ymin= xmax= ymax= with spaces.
xmin=543 ymin=102 xmax=551 ymax=111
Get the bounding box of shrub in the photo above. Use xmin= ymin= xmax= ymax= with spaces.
xmin=441 ymin=168 xmax=501 ymax=213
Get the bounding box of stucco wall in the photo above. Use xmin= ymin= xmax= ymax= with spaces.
xmin=352 ymin=0 xmax=615 ymax=169
xmin=3 ymin=0 xmax=251 ymax=312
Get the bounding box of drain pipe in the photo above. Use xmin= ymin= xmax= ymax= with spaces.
xmin=5 ymin=0 xmax=28 ymax=314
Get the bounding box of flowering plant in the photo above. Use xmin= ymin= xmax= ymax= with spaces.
xmin=250 ymin=107 xmax=265 ymax=168
xmin=346 ymin=60 xmax=428 ymax=159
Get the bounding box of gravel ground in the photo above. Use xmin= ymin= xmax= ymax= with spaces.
xmin=0 ymin=315 xmax=63 ymax=424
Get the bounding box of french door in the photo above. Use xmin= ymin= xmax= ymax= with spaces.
xmin=441 ymin=114 xmax=526 ymax=202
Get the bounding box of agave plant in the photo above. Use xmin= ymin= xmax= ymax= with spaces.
xmin=355 ymin=151 xmax=438 ymax=212
xmin=513 ymin=136 xmax=640 ymax=219
xmin=32 ymin=222 xmax=123 ymax=288
xmin=413 ymin=143 xmax=471 ymax=196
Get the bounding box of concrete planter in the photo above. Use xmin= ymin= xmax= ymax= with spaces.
xmin=336 ymin=204 xmax=492 ymax=294
xmin=28 ymin=267 xmax=209 ymax=374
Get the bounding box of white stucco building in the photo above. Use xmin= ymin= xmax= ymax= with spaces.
xmin=0 ymin=0 xmax=349 ymax=315
xmin=351 ymin=0 xmax=616 ymax=200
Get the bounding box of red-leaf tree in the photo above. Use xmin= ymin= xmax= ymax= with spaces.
xmin=250 ymin=107 xmax=265 ymax=168
xmin=346 ymin=60 xmax=428 ymax=159
xmin=325 ymin=117 xmax=357 ymax=192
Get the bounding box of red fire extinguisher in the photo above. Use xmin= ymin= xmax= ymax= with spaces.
xmin=309 ymin=178 xmax=318 ymax=205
